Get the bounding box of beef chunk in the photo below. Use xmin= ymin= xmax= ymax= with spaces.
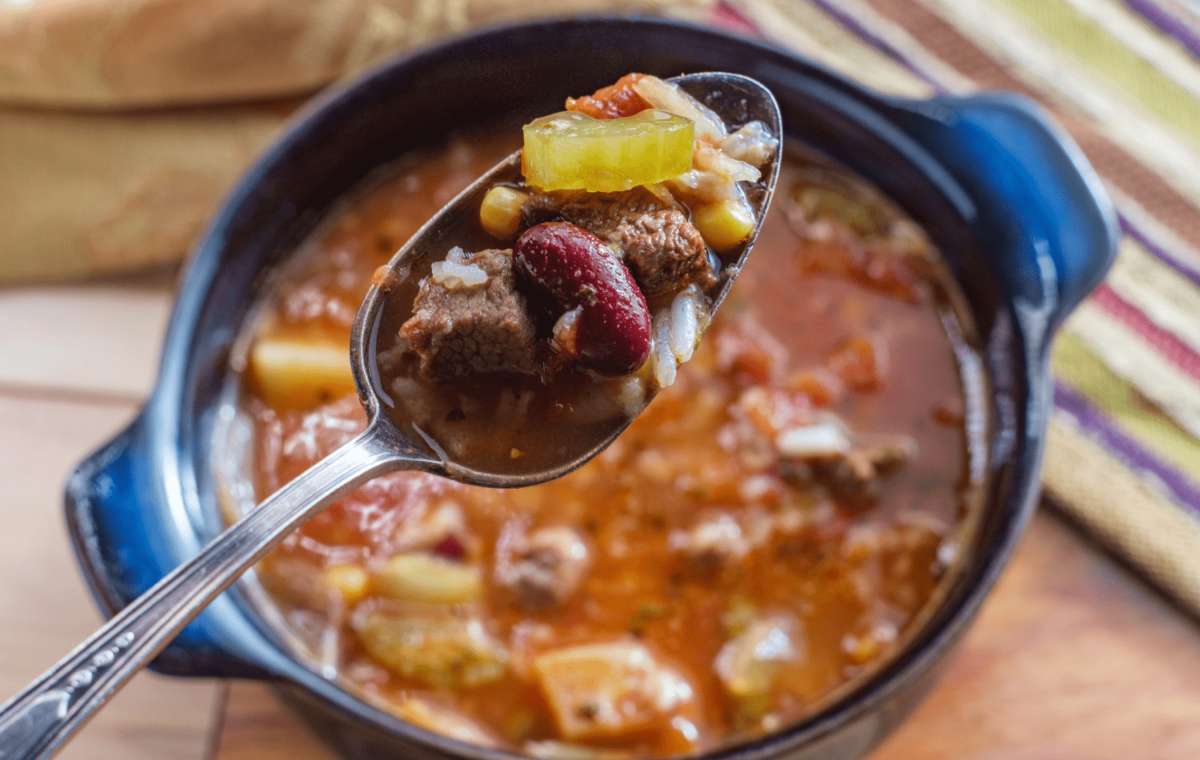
xmin=780 ymin=438 xmax=913 ymax=512
xmin=400 ymin=248 xmax=538 ymax=380
xmin=522 ymin=188 xmax=716 ymax=298
xmin=814 ymin=443 xmax=910 ymax=511
xmin=495 ymin=526 xmax=590 ymax=607
xmin=669 ymin=514 xmax=749 ymax=574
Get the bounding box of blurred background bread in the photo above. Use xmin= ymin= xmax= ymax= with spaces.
xmin=1 ymin=101 xmax=296 ymax=282
xmin=1 ymin=0 xmax=712 ymax=282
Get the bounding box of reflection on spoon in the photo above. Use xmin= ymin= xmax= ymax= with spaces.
xmin=0 ymin=71 xmax=782 ymax=760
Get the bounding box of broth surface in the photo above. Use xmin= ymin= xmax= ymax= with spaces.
xmin=236 ymin=132 xmax=981 ymax=757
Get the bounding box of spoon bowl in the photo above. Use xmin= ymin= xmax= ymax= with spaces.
xmin=0 ymin=71 xmax=781 ymax=760
xmin=353 ymin=72 xmax=781 ymax=488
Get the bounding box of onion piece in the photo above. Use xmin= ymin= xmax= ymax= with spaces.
xmin=668 ymin=285 xmax=702 ymax=362
xmin=695 ymin=142 xmax=760 ymax=183
xmin=775 ymin=421 xmax=853 ymax=458
xmin=651 ymin=309 xmax=677 ymax=389
xmin=720 ymin=121 xmax=779 ymax=168
xmin=631 ymin=75 xmax=726 ymax=144
xmin=714 ymin=617 xmax=800 ymax=698
xmin=430 ymin=247 xmax=488 ymax=290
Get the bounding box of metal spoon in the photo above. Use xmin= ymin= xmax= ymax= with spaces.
xmin=0 ymin=72 xmax=781 ymax=760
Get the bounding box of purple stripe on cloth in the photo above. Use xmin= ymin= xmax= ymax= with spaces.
xmin=1122 ymin=0 xmax=1200 ymax=62
xmin=790 ymin=0 xmax=950 ymax=94
xmin=1119 ymin=214 xmax=1200 ymax=289
xmin=1054 ymin=381 xmax=1200 ymax=513
xmin=788 ymin=0 xmax=1200 ymax=295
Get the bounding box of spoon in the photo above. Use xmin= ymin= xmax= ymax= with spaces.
xmin=0 ymin=72 xmax=781 ymax=760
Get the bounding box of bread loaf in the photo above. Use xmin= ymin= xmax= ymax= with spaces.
xmin=0 ymin=0 xmax=714 ymax=282
xmin=0 ymin=101 xmax=293 ymax=282
xmin=0 ymin=0 xmax=711 ymax=108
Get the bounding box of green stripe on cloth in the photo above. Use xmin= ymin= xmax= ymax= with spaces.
xmin=1053 ymin=332 xmax=1200 ymax=477
xmin=906 ymin=0 xmax=1200 ymax=211
xmin=1043 ymin=416 xmax=1200 ymax=617
xmin=1057 ymin=0 xmax=1200 ymax=99
xmin=997 ymin=0 xmax=1200 ymax=147
xmin=726 ymin=0 xmax=936 ymax=96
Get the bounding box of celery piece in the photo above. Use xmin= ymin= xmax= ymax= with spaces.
xmin=523 ymin=110 xmax=694 ymax=193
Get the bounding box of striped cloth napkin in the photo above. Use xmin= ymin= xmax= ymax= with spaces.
xmin=712 ymin=0 xmax=1200 ymax=616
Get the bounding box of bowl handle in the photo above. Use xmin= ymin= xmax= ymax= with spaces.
xmin=884 ymin=92 xmax=1119 ymax=329
xmin=64 ymin=415 xmax=270 ymax=679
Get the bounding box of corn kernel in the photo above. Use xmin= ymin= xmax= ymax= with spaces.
xmin=692 ymin=197 xmax=756 ymax=253
xmin=479 ymin=186 xmax=529 ymax=240
xmin=324 ymin=564 xmax=369 ymax=603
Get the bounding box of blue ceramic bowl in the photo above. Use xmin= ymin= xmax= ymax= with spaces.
xmin=64 ymin=16 xmax=1117 ymax=760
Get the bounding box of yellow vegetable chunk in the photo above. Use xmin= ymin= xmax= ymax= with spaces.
xmin=248 ymin=334 xmax=356 ymax=409
xmin=692 ymin=197 xmax=756 ymax=253
xmin=524 ymin=741 xmax=631 ymax=760
xmin=532 ymin=641 xmax=693 ymax=739
xmin=713 ymin=617 xmax=799 ymax=698
xmin=354 ymin=612 xmax=509 ymax=688
xmin=397 ymin=698 xmax=499 ymax=746
xmin=374 ymin=553 xmax=482 ymax=604
xmin=323 ymin=564 xmax=369 ymax=603
xmin=480 ymin=186 xmax=530 ymax=240
xmin=523 ymin=110 xmax=694 ymax=193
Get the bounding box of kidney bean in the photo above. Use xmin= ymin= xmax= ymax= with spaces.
xmin=432 ymin=535 xmax=468 ymax=561
xmin=514 ymin=222 xmax=652 ymax=375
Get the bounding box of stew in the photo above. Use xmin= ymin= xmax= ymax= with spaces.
xmin=232 ymin=127 xmax=983 ymax=758
xmin=367 ymin=74 xmax=777 ymax=475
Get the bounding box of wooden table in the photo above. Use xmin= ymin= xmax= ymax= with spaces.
xmin=0 ymin=280 xmax=221 ymax=760
xmin=4 ymin=279 xmax=1200 ymax=760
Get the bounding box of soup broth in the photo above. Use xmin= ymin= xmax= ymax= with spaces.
xmin=233 ymin=131 xmax=983 ymax=757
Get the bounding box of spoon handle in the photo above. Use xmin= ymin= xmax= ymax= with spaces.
xmin=0 ymin=427 xmax=406 ymax=760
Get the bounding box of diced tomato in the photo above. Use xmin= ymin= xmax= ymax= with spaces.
xmin=714 ymin=319 xmax=787 ymax=386
xmin=794 ymin=238 xmax=924 ymax=303
xmin=738 ymin=387 xmax=814 ymax=436
xmin=565 ymin=73 xmax=652 ymax=119
xmin=787 ymin=368 xmax=843 ymax=407
xmin=827 ymin=336 xmax=886 ymax=393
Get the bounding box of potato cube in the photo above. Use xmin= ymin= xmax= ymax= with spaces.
xmin=248 ymin=334 xmax=356 ymax=409
xmin=532 ymin=641 xmax=693 ymax=739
